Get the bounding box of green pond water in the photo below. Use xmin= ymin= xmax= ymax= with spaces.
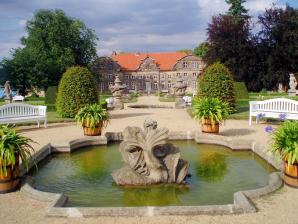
xmin=31 ymin=141 xmax=275 ymax=207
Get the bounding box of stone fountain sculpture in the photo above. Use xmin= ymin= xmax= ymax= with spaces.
xmin=112 ymin=119 xmax=189 ymax=185
xmin=288 ymin=73 xmax=297 ymax=96
xmin=174 ymin=78 xmax=187 ymax=108
xmin=4 ymin=80 xmax=12 ymax=104
xmin=109 ymin=75 xmax=126 ymax=110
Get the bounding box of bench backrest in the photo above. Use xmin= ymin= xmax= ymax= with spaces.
xmin=0 ymin=103 xmax=47 ymax=118
xmin=250 ymin=98 xmax=298 ymax=113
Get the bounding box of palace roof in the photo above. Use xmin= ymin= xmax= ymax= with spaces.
xmin=112 ymin=52 xmax=188 ymax=71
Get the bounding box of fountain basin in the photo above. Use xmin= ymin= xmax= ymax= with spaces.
xmin=21 ymin=133 xmax=283 ymax=217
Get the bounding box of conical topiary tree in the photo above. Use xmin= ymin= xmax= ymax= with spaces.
xmin=56 ymin=66 xmax=98 ymax=118
xmin=198 ymin=62 xmax=236 ymax=110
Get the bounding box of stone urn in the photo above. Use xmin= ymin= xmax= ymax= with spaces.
xmin=109 ymin=75 xmax=126 ymax=110
xmin=173 ymin=78 xmax=187 ymax=108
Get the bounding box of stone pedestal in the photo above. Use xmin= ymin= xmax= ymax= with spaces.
xmin=175 ymin=97 xmax=186 ymax=109
xmin=288 ymin=90 xmax=296 ymax=97
xmin=4 ymin=97 xmax=12 ymax=104
xmin=113 ymin=97 xmax=124 ymax=110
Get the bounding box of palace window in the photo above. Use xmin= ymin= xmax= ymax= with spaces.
xmin=161 ymin=82 xmax=165 ymax=89
xmin=184 ymin=73 xmax=187 ymax=77
xmin=153 ymin=82 xmax=158 ymax=89
xmin=168 ymin=74 xmax=171 ymax=78
xmin=193 ymin=62 xmax=198 ymax=68
xmin=154 ymin=75 xmax=157 ymax=79
xmin=193 ymin=73 xmax=197 ymax=77
xmin=131 ymin=81 xmax=135 ymax=89
xmin=161 ymin=74 xmax=165 ymax=79
xmin=193 ymin=81 xmax=197 ymax=88
xmin=168 ymin=81 xmax=172 ymax=88
xmin=183 ymin=62 xmax=188 ymax=68
xmin=176 ymin=73 xmax=180 ymax=77
xmin=108 ymin=82 xmax=113 ymax=86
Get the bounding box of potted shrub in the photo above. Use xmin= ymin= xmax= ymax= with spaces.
xmin=270 ymin=121 xmax=298 ymax=188
xmin=192 ymin=97 xmax=231 ymax=134
xmin=75 ymin=104 xmax=109 ymax=136
xmin=0 ymin=126 xmax=34 ymax=193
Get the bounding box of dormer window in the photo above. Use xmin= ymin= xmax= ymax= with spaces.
xmin=183 ymin=62 xmax=188 ymax=68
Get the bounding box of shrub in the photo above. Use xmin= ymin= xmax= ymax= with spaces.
xmin=45 ymin=86 xmax=57 ymax=104
xmin=234 ymin=82 xmax=249 ymax=99
xmin=198 ymin=62 xmax=236 ymax=109
xmin=56 ymin=66 xmax=98 ymax=118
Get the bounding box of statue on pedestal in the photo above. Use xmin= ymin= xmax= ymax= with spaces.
xmin=288 ymin=73 xmax=297 ymax=96
xmin=173 ymin=78 xmax=187 ymax=108
xmin=109 ymin=75 xmax=126 ymax=110
xmin=4 ymin=81 xmax=12 ymax=104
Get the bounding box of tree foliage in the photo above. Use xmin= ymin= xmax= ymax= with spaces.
xmin=193 ymin=42 xmax=209 ymax=58
xmin=205 ymin=3 xmax=298 ymax=91
xmin=2 ymin=9 xmax=98 ymax=92
xmin=1 ymin=48 xmax=37 ymax=95
xmin=258 ymin=5 xmax=298 ymax=90
xmin=225 ymin=0 xmax=248 ymax=19
xmin=206 ymin=15 xmax=251 ymax=82
xmin=56 ymin=66 xmax=98 ymax=118
xmin=177 ymin=49 xmax=193 ymax=54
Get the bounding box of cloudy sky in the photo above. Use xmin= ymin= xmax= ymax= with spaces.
xmin=0 ymin=0 xmax=297 ymax=60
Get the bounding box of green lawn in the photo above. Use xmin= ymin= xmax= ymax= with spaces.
xmin=0 ymin=94 xmax=139 ymax=126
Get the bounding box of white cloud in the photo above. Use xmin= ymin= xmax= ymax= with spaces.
xmin=18 ymin=19 xmax=27 ymax=27
xmin=0 ymin=42 xmax=20 ymax=59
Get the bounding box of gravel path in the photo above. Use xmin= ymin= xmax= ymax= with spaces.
xmin=0 ymin=96 xmax=297 ymax=224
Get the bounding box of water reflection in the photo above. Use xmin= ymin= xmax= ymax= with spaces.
xmin=120 ymin=185 xmax=189 ymax=206
xmin=196 ymin=152 xmax=228 ymax=182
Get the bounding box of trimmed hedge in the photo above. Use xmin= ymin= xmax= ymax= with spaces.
xmin=198 ymin=62 xmax=236 ymax=109
xmin=45 ymin=86 xmax=57 ymax=104
xmin=56 ymin=66 xmax=98 ymax=118
xmin=234 ymin=82 xmax=249 ymax=99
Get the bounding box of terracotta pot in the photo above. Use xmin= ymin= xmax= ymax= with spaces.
xmin=0 ymin=157 xmax=20 ymax=194
xmin=83 ymin=122 xmax=103 ymax=136
xmin=283 ymin=160 xmax=298 ymax=188
xmin=201 ymin=119 xmax=219 ymax=134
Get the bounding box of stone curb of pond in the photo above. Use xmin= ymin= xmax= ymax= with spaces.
xmin=19 ymin=132 xmax=283 ymax=217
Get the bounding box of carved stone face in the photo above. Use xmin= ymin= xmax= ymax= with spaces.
xmin=113 ymin=119 xmax=189 ymax=185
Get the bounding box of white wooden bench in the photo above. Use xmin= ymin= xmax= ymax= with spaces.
xmin=0 ymin=103 xmax=47 ymax=128
xmin=12 ymin=95 xmax=25 ymax=102
xmin=249 ymin=98 xmax=298 ymax=125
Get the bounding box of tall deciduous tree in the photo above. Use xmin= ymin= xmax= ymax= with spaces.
xmin=2 ymin=9 xmax=98 ymax=92
xmin=205 ymin=15 xmax=251 ymax=82
xmin=225 ymin=0 xmax=248 ymax=19
xmin=258 ymin=5 xmax=298 ymax=90
xmin=1 ymin=48 xmax=37 ymax=95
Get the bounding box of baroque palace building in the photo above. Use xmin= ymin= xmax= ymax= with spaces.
xmin=92 ymin=51 xmax=205 ymax=94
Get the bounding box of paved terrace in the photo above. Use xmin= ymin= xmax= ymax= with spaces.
xmin=0 ymin=96 xmax=297 ymax=224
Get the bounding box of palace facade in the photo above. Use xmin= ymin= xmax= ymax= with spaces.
xmin=92 ymin=52 xmax=205 ymax=94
